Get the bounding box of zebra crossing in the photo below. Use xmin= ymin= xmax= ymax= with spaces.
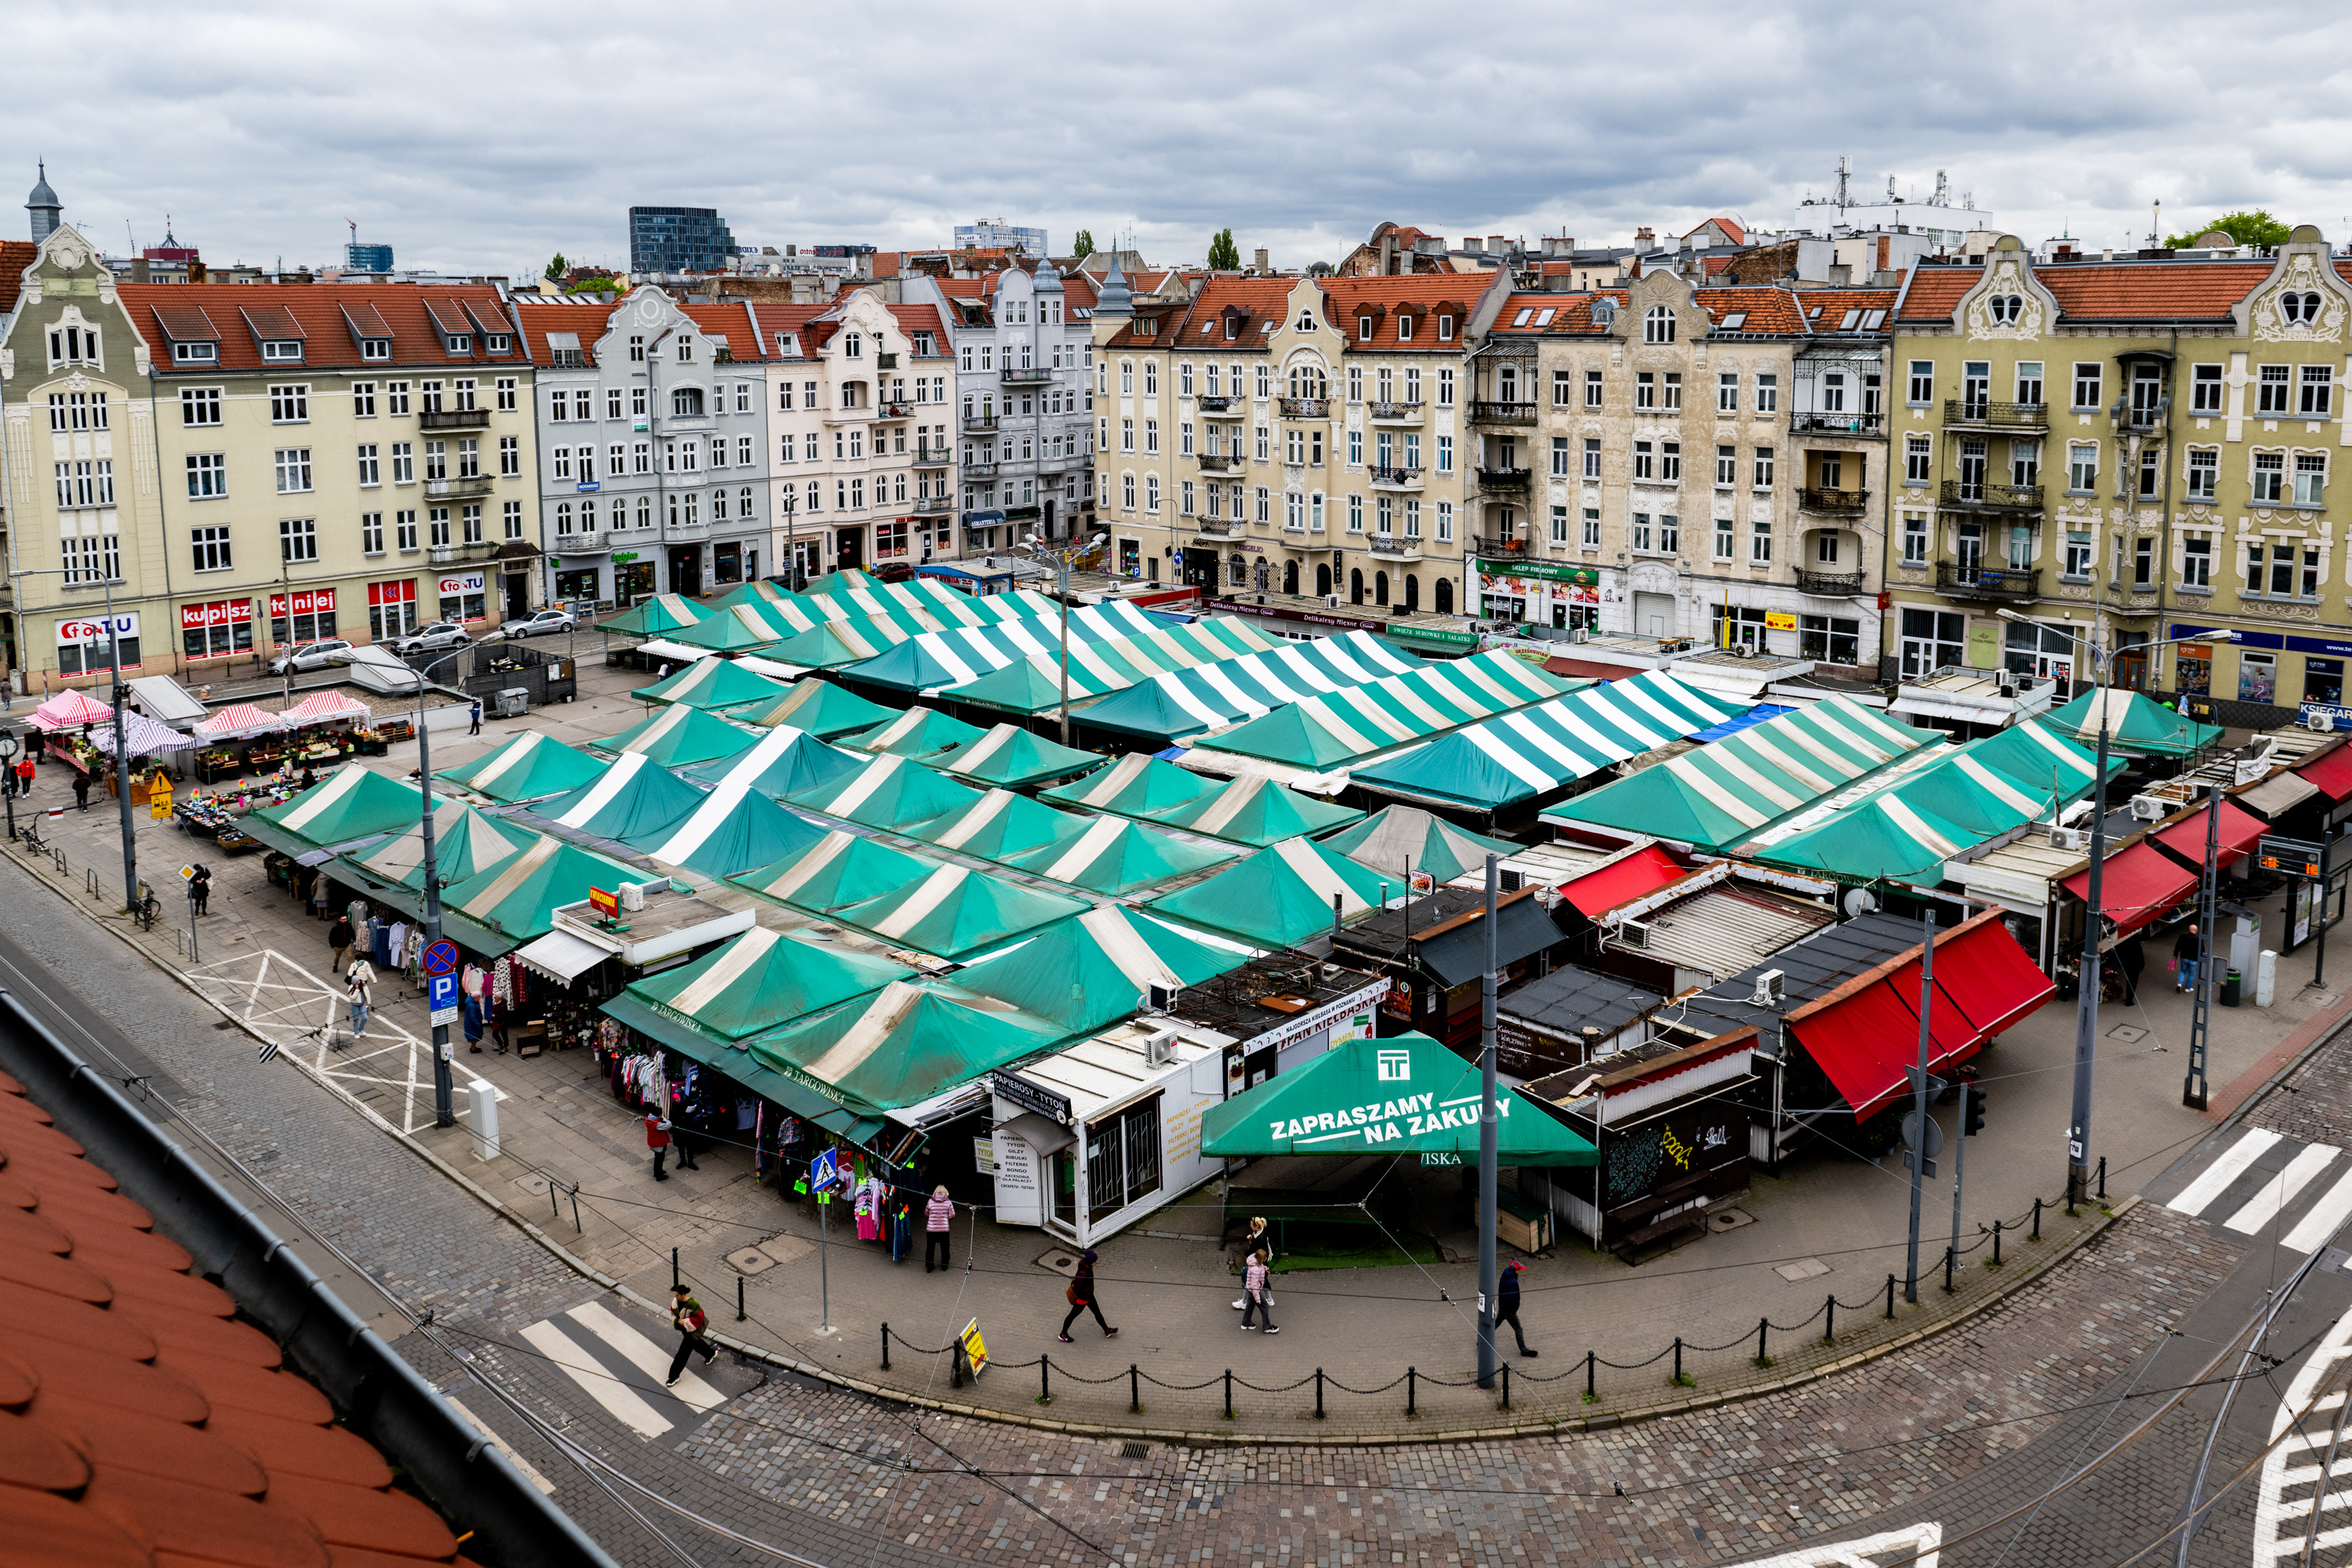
xmin=2155 ymin=1126 xmax=2352 ymax=1254
xmin=515 ymin=1299 xmax=733 ymax=1440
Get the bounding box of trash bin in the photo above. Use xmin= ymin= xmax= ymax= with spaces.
xmin=2223 ymin=969 xmax=2243 ymax=1007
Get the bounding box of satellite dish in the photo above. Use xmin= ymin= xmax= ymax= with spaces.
xmin=1842 ymin=887 xmax=1878 ymax=920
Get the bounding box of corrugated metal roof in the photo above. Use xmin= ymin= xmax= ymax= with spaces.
xmin=1613 ymin=886 xmax=1837 ymax=986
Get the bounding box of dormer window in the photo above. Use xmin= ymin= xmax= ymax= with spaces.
xmin=1224 ymin=317 xmax=1239 ymax=341
xmin=1357 ymin=315 xmax=1375 ymax=342
xmin=1989 ymin=296 xmax=2023 ymax=325
xmin=1295 ymin=310 xmax=1316 ymax=332
xmin=843 ymin=332 xmax=862 ymax=360
xmin=172 ymin=341 xmax=216 ymax=365
xmin=676 ymin=334 xmax=695 ymax=363
xmin=2284 ymin=291 xmax=2324 ymax=325
xmin=1437 ymin=315 xmax=1455 ymax=341
xmin=485 ymin=332 xmax=511 ymax=354
xmin=913 ymin=332 xmax=935 ymax=355
xmin=444 ymin=334 xmax=470 ymax=354
xmin=1396 ymin=314 xmax=1416 ymax=342
xmin=361 ymin=338 xmax=391 ymax=361
xmin=261 ymin=339 xmax=303 ymax=361
xmin=1643 ymin=305 xmax=1675 ymax=343
xmin=775 ymin=332 xmax=799 ymax=357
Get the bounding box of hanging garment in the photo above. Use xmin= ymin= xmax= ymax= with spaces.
xmin=370 ymin=920 xmax=392 ymax=966
xmin=461 ymin=996 xmax=484 ymax=1044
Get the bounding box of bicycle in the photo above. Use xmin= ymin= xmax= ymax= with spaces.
xmin=16 ymin=818 xmax=45 ymax=855
xmin=132 ymin=885 xmax=160 ymax=931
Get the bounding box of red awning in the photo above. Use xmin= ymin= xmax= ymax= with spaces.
xmin=1557 ymin=844 xmax=1689 ymax=917
xmin=2151 ymin=800 xmax=2265 ymax=872
xmin=2299 ymin=745 xmax=2352 ymax=803
xmin=2060 ymin=842 xmax=2199 ymax=935
xmin=1785 ymin=913 xmax=2057 ymax=1120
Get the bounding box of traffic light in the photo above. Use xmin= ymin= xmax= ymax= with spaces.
xmin=1963 ymin=1087 xmax=1987 ymax=1138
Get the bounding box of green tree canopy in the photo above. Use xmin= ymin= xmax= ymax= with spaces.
xmin=1071 ymin=230 xmax=1094 ymax=260
xmin=571 ymin=274 xmax=621 ymax=296
xmin=1207 ymin=228 xmax=1240 ymax=270
xmin=544 ymin=251 xmax=568 ymax=281
xmin=2165 ymin=209 xmax=2293 ymax=250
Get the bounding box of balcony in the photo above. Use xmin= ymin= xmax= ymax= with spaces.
xmin=1472 ymin=534 xmax=1526 ymax=557
xmin=1000 ymin=365 xmax=1053 ymax=385
xmin=553 ymin=530 xmax=605 ymax=553
xmin=1367 ymin=464 xmax=1423 ymax=490
xmin=1278 ymin=397 xmax=1328 ymax=419
xmin=1196 ymin=454 xmax=1242 ymax=474
xmin=426 ymin=475 xmax=493 ymax=499
xmin=914 ymin=495 xmax=951 ymax=514
xmin=1798 ymin=486 xmax=1871 ymax=513
xmin=913 ymin=445 xmax=952 ymax=466
xmin=659 ymin=412 xmax=717 ymax=433
xmin=1470 ymin=401 xmax=1537 ymax=426
xmin=1795 ymin=569 xmax=1864 ymax=596
xmin=962 ymin=459 xmax=999 ymax=479
xmin=1788 ymin=411 xmax=1884 ymax=436
xmin=1942 ymin=399 xmax=2049 ymax=432
xmin=1940 ymin=478 xmax=2045 ymax=514
xmin=877 ymin=352 xmax=898 ymax=370
xmin=1935 ymin=561 xmax=2042 ymax=600
xmin=961 ymin=414 xmax=999 ymax=434
xmin=1196 ymin=395 xmax=1239 ymax=413
xmin=1194 ymin=520 xmax=1247 ymax=543
xmin=1368 ymin=401 xmax=1425 ymax=424
xmin=2118 ymin=406 xmax=2166 ymax=434
xmin=1476 ymin=466 xmax=1531 ymax=492
xmin=419 ymin=408 xmax=490 ymax=430
xmin=1367 ymin=535 xmax=1422 ymax=561
xmin=877 ymin=401 xmax=913 ymax=419
xmin=818 ymin=405 xmax=873 ymax=425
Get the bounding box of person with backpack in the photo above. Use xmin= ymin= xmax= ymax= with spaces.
xmin=1057 ymin=1248 xmax=1117 ymax=1342
xmin=344 ymin=955 xmax=376 ymax=1041
xmin=665 ymin=1284 xmax=716 ymax=1386
xmin=190 ymin=864 xmax=212 ymax=916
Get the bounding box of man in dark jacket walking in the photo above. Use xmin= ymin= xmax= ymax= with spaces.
xmin=1495 ymin=1259 xmax=1536 ymax=1356
xmin=1057 ymin=1248 xmax=1118 ymax=1341
xmin=665 ymin=1284 xmax=717 ymax=1385
xmin=2111 ymin=931 xmax=2146 ymax=1004
xmin=2175 ymin=923 xmax=2203 ymax=993
xmin=71 ymin=768 xmax=89 ymax=811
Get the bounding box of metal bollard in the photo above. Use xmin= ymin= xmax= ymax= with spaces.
xmin=2097 ymin=1156 xmax=2107 ymax=1201
xmin=1672 ymin=1337 xmax=1683 ymax=1386
xmin=881 ymin=1323 xmax=891 ymax=1371
xmin=1407 ymin=1367 xmax=1417 ymax=1418
xmin=1129 ymin=1363 xmax=1141 ymax=1414
xmin=671 ymin=1247 xmax=680 ymax=1290
xmin=1223 ymin=1369 xmax=1232 ymax=1421
xmin=735 ymin=1275 xmax=745 ymax=1323
xmin=1885 ymin=1274 xmax=1896 ymax=1319
xmin=1944 ymin=1247 xmax=1955 ymax=1294
xmin=1992 ymin=1220 xmax=2002 ymax=1267
xmin=1755 ymin=1317 xmax=1768 ymax=1367
xmin=2032 ymin=1197 xmax=2043 ymax=1243
xmin=1314 ymin=1367 xmax=1325 ymax=1420
xmin=568 ymin=1184 xmax=583 ymax=1233
xmin=1500 ymin=1362 xmax=1510 ymax=1411
xmin=1040 ymin=1353 xmax=1051 ymax=1405
xmin=1823 ymin=1294 xmax=1835 ymax=1345
xmin=1585 ymin=1349 xmax=1595 ymax=1402
xmin=549 ymin=1181 xmax=561 ymax=1222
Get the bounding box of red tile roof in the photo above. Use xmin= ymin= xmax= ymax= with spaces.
xmin=1158 ymin=277 xmax=1294 ymax=350
xmin=1896 ymin=260 xmax=2276 ymax=323
xmin=886 ymin=303 xmax=950 ymax=354
xmin=746 ymin=303 xmax=829 ymax=359
xmin=677 ymin=301 xmax=766 ymax=361
xmin=118 ymin=282 xmax=525 ymax=372
xmin=1686 ymin=215 xmax=1747 ymax=245
xmin=0 ymin=240 xmax=37 ymax=313
xmin=1319 ymin=274 xmax=1494 ymax=350
xmin=0 ymin=1066 xmax=484 ymax=1567
xmin=1486 ymin=285 xmax=1810 ymax=336
xmin=509 ymin=301 xmax=619 ymax=368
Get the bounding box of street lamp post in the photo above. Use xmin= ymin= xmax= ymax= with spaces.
xmin=10 ymin=568 xmax=140 ymax=914
xmin=780 ymin=488 xmax=803 ymax=591
xmin=410 ymin=647 xmax=470 ymax=1128
xmin=1998 ymin=611 xmax=2231 ymax=1205
xmin=1022 ymin=531 xmax=1107 ymax=746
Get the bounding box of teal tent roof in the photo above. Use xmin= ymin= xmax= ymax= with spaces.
xmin=903 ymin=788 xmax=1093 ymax=862
xmin=789 ymin=752 xmax=987 ymax=833
xmin=1201 ymin=1034 xmax=1595 ymax=1166
xmin=1150 ymin=773 xmax=1365 ymax=846
xmin=633 ymin=656 xmax=797 ymax=712
xmin=586 ymin=702 xmax=755 ymax=768
xmin=539 ymin=752 xmax=708 ymax=844
xmin=243 ymin=763 xmax=425 ymax=858
xmin=731 ymin=828 xmax=941 ymax=915
xmin=739 ymin=679 xmax=899 ymax=740
xmin=1149 ymin=837 xmax=1394 ymax=947
xmin=743 ymin=979 xmax=1069 ymax=1112
xmin=1748 ymin=791 xmax=1990 ymax=884
xmin=951 ymin=906 xmax=1250 ymax=1033
xmin=617 ymin=924 xmax=909 ymax=1042
xmin=2044 ymin=688 xmax=2223 ymax=760
xmin=1192 ymin=651 xmax=1573 ymax=769
xmin=1322 ymin=807 xmax=1522 ymax=884
xmin=930 ymin=724 xmax=1105 ymax=789
xmin=626 ymin=782 xmax=829 ymax=881
xmin=1955 ymin=717 xmax=2119 ymax=799
xmin=1066 ymin=630 xmax=1429 ymax=744
xmin=754 ymin=617 xmax=924 ymax=670
xmin=666 ymin=601 xmax=798 ymax=653
xmin=1001 ymin=813 xmax=1237 ymax=895
xmin=678 ymin=724 xmax=864 ymax=800
xmin=825 ymin=862 xmax=1092 ymax=959
xmin=845 ymin=706 xmax=990 ymax=762
xmin=434 ymin=730 xmax=607 ymax=803
xmin=1040 ymin=751 xmax=1221 ymax=818
xmin=831 ymin=601 xmax=1176 ymax=695
xmin=600 ymin=593 xmax=703 ymax=637
xmin=439 ymin=833 xmax=646 ymax=946
xmin=345 ymin=797 xmax=528 ymax=891
xmin=705 ymin=580 xmax=797 ymax=617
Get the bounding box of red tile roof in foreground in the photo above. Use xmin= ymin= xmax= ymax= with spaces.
xmin=119 ymin=282 xmax=522 ymax=372
xmin=1896 ymin=260 xmax=2278 ymax=323
xmin=0 ymin=1065 xmax=482 ymax=1568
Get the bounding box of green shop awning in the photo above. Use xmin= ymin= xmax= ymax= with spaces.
xmin=739 ymin=679 xmax=900 ymax=741
xmin=1201 ymin=1033 xmax=1595 ymax=1166
xmin=790 ymin=753 xmax=986 ymax=833
xmin=929 ymin=724 xmax=1105 ymax=789
xmin=731 ymin=828 xmax=941 ymax=916
xmin=751 ymin=610 xmax=934 ymax=672
xmin=540 ymin=752 xmax=707 ymax=844
xmin=1065 ymin=630 xmax=1428 ymax=745
xmin=1040 ymin=751 xmax=1221 ymax=818
xmin=601 ymin=593 xmax=704 ymax=637
xmin=586 ymin=702 xmax=756 ymax=768
xmin=1954 ymin=716 xmax=2118 ymax=799
xmin=1149 ymin=772 xmax=1365 ymax=846
xmin=952 ymin=906 xmax=1250 ymax=1033
xmin=1191 ymin=650 xmax=1573 ymax=770
xmin=618 ymin=924 xmax=912 ymax=1043
xmin=666 ymin=601 xmax=799 ymax=654
xmin=742 ymin=979 xmax=1070 ymax=1112
xmin=2040 ymin=688 xmax=2217 ymax=760
xmin=343 ymin=797 xmax=526 ymax=891
xmin=244 ymin=763 xmax=426 ymax=859
xmin=439 ymin=833 xmax=646 ymax=948
xmin=1000 ymin=813 xmax=1237 ymax=895
xmin=434 ymin=730 xmax=607 ymax=804
xmin=625 ymin=782 xmax=829 ymax=882
xmin=1149 ymin=837 xmax=1395 ymax=948
xmin=599 ymin=993 xmax=887 ymax=1147
xmin=633 ymin=655 xmax=798 ymax=712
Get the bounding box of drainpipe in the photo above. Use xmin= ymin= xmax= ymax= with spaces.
xmin=2156 ymin=328 xmax=2178 ymax=705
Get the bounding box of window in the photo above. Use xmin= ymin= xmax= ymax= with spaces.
xmin=1643 ymin=305 xmax=1675 ymax=343
xmin=274 ymin=448 xmax=313 ymax=494
xmin=1146 ymin=474 xmax=1161 ymax=514
xmin=2134 ymin=536 xmax=2155 ymax=586
xmin=190 ymin=526 xmax=232 ymax=572
xmin=1632 ymin=440 xmax=1653 ymax=481
xmin=1752 ymin=447 xmax=1774 ymax=488
xmin=1438 ymin=368 xmax=1455 ymax=408
xmin=1630 ymin=511 xmax=1652 ymax=552
xmin=2240 ymin=650 xmax=2278 ymax=704
xmin=269 ymin=384 xmax=308 ymax=423
xmin=2252 ymin=363 xmax=2293 ymax=415
xmin=2304 ymin=366 xmax=2336 ymax=416
xmin=1346 ymin=429 xmax=1361 ymax=466
xmin=1550 ymin=504 xmax=1570 ymax=546
xmin=1348 ymin=494 xmax=1363 ymax=533
xmin=1749 ymin=517 xmax=1769 ymax=563
xmin=1548 ymin=369 xmax=1571 ymax=408
xmin=1660 ymin=441 xmax=1682 ymax=482
xmin=1550 ymin=436 xmax=1570 ymax=478
xmin=1635 ymin=372 xmax=1655 ymax=411
xmin=2065 ymin=534 xmax=2093 ymax=579
xmin=1120 ymin=417 xmax=1134 ymax=453
xmin=2190 ymin=364 xmax=2223 ymax=414
xmin=1902 ymin=512 xmax=1928 ymax=565
xmin=278 ymin=516 xmax=318 ymax=563
xmin=60 ymin=532 xmax=122 ymax=590
xmin=2073 ymin=362 xmax=2103 ymax=411
xmin=1713 ymin=515 xmax=1734 ymax=560
xmin=2297 ymin=453 xmax=2328 ymax=507
xmin=500 ymin=435 xmax=521 ymax=477
xmin=1255 ymin=424 xmax=1270 ymax=462
xmin=356 ymin=510 xmax=383 ymax=555
xmin=1662 ymin=373 xmax=1682 ymax=412
xmin=463 ymin=503 xmax=484 ymax=544
xmin=1905 ymin=435 xmax=1932 ymax=483
xmin=2185 ymin=448 xmax=2217 ymax=501
xmin=185 ymin=453 xmax=227 ymax=499
xmin=1121 ymin=472 xmax=1135 ymax=510
xmin=394 ymin=509 xmax=418 ymax=550
xmin=499 ymin=377 xmax=518 ymax=412
xmin=390 ymin=441 xmax=413 ymax=485
xmin=387 ymin=382 xmax=410 ymax=416
xmin=461 ymin=381 xmax=483 ymax=414
xmin=677 ymin=333 xmax=698 ymax=363
xmin=2069 ymin=441 xmax=2099 ymax=493
xmin=1755 ymin=374 xmax=1778 ymax=414
xmin=2255 ymin=451 xmax=2285 ymax=503
xmin=172 ymin=340 xmax=216 ymax=365
xmin=2179 ymin=534 xmax=2212 ymax=588
xmin=1583 ymin=369 xmax=1604 ymax=409
xmin=1436 ymin=435 xmax=1452 ymax=474
xmin=1145 ymin=418 xmax=1160 ymax=455
xmin=356 ymin=443 xmax=380 ymax=486
xmin=425 ymin=440 xmax=447 ymax=482
xmin=2015 ymin=438 xmax=2042 ymax=488
xmin=1799 ymin=615 xmax=1861 ymax=666
xmin=180 ymin=387 xmax=222 ymax=426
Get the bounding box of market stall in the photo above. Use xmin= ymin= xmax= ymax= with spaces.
xmin=191 ymin=702 xmax=292 ymax=782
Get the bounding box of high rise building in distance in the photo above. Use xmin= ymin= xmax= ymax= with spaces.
xmin=630 ymin=206 xmax=741 ymax=274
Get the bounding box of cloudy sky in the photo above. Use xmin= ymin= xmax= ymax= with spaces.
xmin=9 ymin=0 xmax=2350 ymax=278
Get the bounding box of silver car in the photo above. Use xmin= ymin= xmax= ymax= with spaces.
xmin=499 ymin=608 xmax=576 ymax=639
xmin=267 ymin=638 xmax=354 ymax=675
xmin=387 ymin=622 xmax=470 ymax=655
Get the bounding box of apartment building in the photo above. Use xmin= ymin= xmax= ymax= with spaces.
xmin=513 ymin=287 xmax=771 ymax=607
xmin=1091 ymin=262 xmax=1508 ymax=616
xmin=1472 ymin=267 xmax=1891 ymax=668
xmin=900 ymin=262 xmax=1096 ymax=552
xmin=1886 ymin=227 xmax=2352 ymax=718
xmin=756 ymin=289 xmax=957 ymax=579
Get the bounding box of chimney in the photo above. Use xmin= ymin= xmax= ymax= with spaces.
xmin=1254 ymin=247 xmax=1269 ymax=274
xmin=1876 ymin=235 xmax=1890 ymax=273
xmin=1628 ymin=256 xmax=1641 ymax=279
xmin=1635 ymin=226 xmax=1655 ymax=249
xmin=1487 ymin=234 xmax=1506 ymax=255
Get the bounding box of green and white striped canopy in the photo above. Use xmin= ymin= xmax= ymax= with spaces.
xmin=1063 ymin=630 xmax=1428 ymax=742
xmin=1190 ymin=650 xmax=1575 ymax=769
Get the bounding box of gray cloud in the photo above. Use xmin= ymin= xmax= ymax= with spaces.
xmin=9 ymin=0 xmax=2351 ymax=278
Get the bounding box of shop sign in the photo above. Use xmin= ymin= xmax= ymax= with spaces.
xmin=267 ymin=587 xmax=336 ymax=617
xmin=1205 ymin=597 xmax=1388 ymax=634
xmin=971 ymin=1136 xmax=996 ymax=1174
xmin=437 ymin=572 xmax=485 ymax=596
xmin=992 ymin=1069 xmax=1074 ymax=1126
xmin=1240 ymin=978 xmax=1390 ymax=1057
xmin=2173 ymin=623 xmax=2352 ymax=660
xmin=56 ymin=613 xmax=139 ymax=647
xmin=612 ymin=551 xmax=641 ymax=564
xmin=1475 ymin=559 xmax=1599 ymax=586
xmin=1388 ymin=623 xmax=1481 ymax=648
xmin=177 ymin=600 xmax=251 ymax=632
xmin=1764 ymin=610 xmax=1798 ymax=632
xmin=2301 ymin=702 xmax=2352 ymax=730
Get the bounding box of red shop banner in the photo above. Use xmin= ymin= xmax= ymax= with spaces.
xmin=178 ymin=599 xmax=253 ymax=632
xmin=367 ymin=579 xmax=417 ymax=607
xmin=267 ymin=587 xmax=337 ymax=618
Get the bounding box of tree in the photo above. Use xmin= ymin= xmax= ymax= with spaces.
xmin=543 ymin=251 xmax=568 ymax=281
xmin=1207 ymin=228 xmax=1240 ymax=270
xmin=2165 ymin=209 xmax=2292 ymax=251
xmin=1071 ymin=230 xmax=1094 ymax=261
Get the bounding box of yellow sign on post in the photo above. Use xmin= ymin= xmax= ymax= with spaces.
xmin=147 ymin=774 xmax=174 ymax=820
xmin=959 ymin=1319 xmax=989 ymax=1379
xmin=1764 ymin=610 xmax=1798 ymax=633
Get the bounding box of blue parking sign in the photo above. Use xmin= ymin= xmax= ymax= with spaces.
xmin=427 ymin=971 xmax=460 ymax=1026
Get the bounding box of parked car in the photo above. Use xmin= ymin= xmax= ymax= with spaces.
xmin=386 ymin=622 xmax=470 ymax=656
xmin=499 ymin=608 xmax=576 ymax=639
xmin=267 ymin=638 xmax=354 ymax=676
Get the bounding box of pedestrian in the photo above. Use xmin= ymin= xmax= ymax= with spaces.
xmin=672 ymin=1106 xmax=702 ymax=1171
xmin=468 ymin=702 xmax=482 ymax=736
xmin=71 ymin=768 xmax=89 ymax=812
xmin=13 ymin=754 xmax=33 ymax=799
xmin=924 ymin=1184 xmax=954 ymax=1272
xmin=646 ymin=1109 xmax=672 ymax=1181
xmin=1230 ymin=1215 xmax=1271 ymax=1308
xmin=328 ymin=913 xmax=354 ymax=975
xmin=190 ymin=864 xmax=211 ymax=916
xmin=299 ymin=763 xmax=317 ymax=792
xmin=2112 ymin=930 xmax=2145 ymax=1005
xmin=664 ymin=1283 xmax=717 ymax=1386
xmin=1239 ymin=1247 xmax=1277 ymax=1334
xmin=344 ymin=955 xmax=376 ymax=1040
xmin=1057 ymin=1248 xmax=1116 ymax=1341
xmin=2175 ymin=922 xmax=2203 ymax=993
xmin=1495 ymin=1258 xmax=1535 ymax=1356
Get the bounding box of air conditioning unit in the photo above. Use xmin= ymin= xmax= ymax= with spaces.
xmin=2311 ymin=713 xmax=2338 ymax=733
xmin=1573 ymin=626 xmax=1590 ymax=644
xmin=1326 ymin=593 xmax=1342 ymax=608
xmin=1748 ymin=968 xmax=1786 ymax=1007
xmin=2049 ymin=826 xmax=2083 ymax=851
xmin=1996 ymin=674 xmax=2019 ymax=698
xmin=1498 ymin=869 xmax=1523 ymax=892
xmin=1143 ymin=1028 xmax=1181 ymax=1066
xmin=619 ymin=881 xmax=648 ymax=913
xmin=1617 ymin=916 xmax=1653 ymax=950
xmin=1146 ymin=982 xmax=1179 ymax=1012
xmin=2129 ymin=795 xmax=2168 ymax=822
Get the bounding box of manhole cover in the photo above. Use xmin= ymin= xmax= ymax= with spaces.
xmin=1773 ymin=1257 xmax=1831 ymax=1283
xmin=2107 ymin=1024 xmax=2148 ymax=1044
xmin=727 ymin=1247 xmax=775 ymax=1276
xmin=512 ymin=1174 xmax=552 ymax=1198
xmin=1038 ymin=1250 xmax=1080 ymax=1277
xmin=1708 ymin=1208 xmax=1756 ymax=1232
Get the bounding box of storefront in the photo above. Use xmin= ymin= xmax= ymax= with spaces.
xmin=269 ymin=589 xmax=338 ymax=645
xmin=366 ymin=579 xmax=419 ymax=642
xmin=179 ymin=599 xmax=254 ymax=664
xmin=1224 ymin=977 xmax=1384 ymax=1093
xmin=554 ymin=565 xmax=602 ymax=607
xmin=1477 ymin=558 xmax=1599 ymax=633
xmin=437 ymin=570 xmax=488 ymax=625
xmin=612 ymin=554 xmax=655 ymax=608
xmin=56 ymin=613 xmax=140 ymax=677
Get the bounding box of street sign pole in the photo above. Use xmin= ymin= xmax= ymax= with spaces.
xmin=1475 ymin=852 xmax=1500 ymax=1389
xmin=1905 ymin=910 xmax=1936 ymax=1305
xmin=0 ymin=726 xmax=16 ymax=844
xmin=2185 ymin=783 xmax=2223 ymax=1109
xmin=2318 ymin=829 xmax=2334 ymax=993
xmin=1950 ymin=1083 xmax=1967 ymax=1288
